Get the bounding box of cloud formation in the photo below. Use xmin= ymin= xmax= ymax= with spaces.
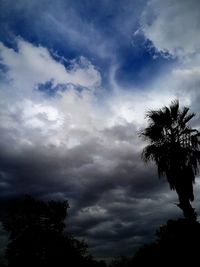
xmin=1 ymin=38 xmax=198 ymax=259
xmin=142 ymin=0 xmax=200 ymax=57
xmin=0 ymin=39 xmax=101 ymax=90
xmin=1 ymin=1 xmax=200 ymax=260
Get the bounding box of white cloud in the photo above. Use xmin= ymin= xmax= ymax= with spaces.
xmin=0 ymin=39 xmax=104 ymax=152
xmin=1 ymin=38 xmax=200 ymax=156
xmin=107 ymin=89 xmax=176 ymax=127
xmin=142 ymin=0 xmax=200 ymax=57
xmin=0 ymin=38 xmax=101 ymax=91
xmin=0 ymin=38 xmax=194 ymax=151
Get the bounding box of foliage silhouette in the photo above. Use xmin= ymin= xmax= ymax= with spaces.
xmin=104 ymin=219 xmax=200 ymax=266
xmin=141 ymin=100 xmax=200 ymax=219
xmin=131 ymin=218 xmax=200 ymax=265
xmin=2 ymin=195 xmax=106 ymax=267
xmin=109 ymin=255 xmax=130 ymax=267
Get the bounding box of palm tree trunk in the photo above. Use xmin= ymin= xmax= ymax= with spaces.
xmin=177 ymin=191 xmax=196 ymax=220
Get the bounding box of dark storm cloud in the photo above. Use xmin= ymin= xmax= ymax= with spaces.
xmin=67 ymin=181 xmax=178 ymax=258
xmin=0 ymin=120 xmax=179 ymax=258
xmin=0 ymin=121 xmax=168 ymax=201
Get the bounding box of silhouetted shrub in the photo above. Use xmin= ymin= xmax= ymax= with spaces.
xmin=131 ymin=218 xmax=200 ymax=265
xmin=109 ymin=255 xmax=130 ymax=267
xmin=2 ymin=195 xmax=106 ymax=267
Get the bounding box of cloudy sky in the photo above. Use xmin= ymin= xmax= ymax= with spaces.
xmin=1 ymin=0 xmax=200 ymax=260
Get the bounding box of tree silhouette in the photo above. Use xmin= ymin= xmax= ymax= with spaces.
xmin=2 ymin=195 xmax=105 ymax=267
xmin=109 ymin=255 xmax=130 ymax=267
xmin=131 ymin=218 xmax=200 ymax=265
xmin=141 ymin=100 xmax=200 ymax=219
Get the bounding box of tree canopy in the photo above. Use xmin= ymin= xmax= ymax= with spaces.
xmin=2 ymin=195 xmax=105 ymax=267
xmin=141 ymin=100 xmax=200 ymax=219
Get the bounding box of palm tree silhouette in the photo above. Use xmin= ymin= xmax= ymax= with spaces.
xmin=141 ymin=100 xmax=200 ymax=220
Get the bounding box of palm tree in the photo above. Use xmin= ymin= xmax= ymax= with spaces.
xmin=141 ymin=100 xmax=200 ymax=220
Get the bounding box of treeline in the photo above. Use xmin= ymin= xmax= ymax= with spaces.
xmin=1 ymin=196 xmax=106 ymax=267
xmin=1 ymin=196 xmax=200 ymax=266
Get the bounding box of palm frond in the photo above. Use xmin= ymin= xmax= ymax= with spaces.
xmin=141 ymin=100 xmax=200 ymax=219
xmin=169 ymin=100 xmax=179 ymax=121
xmin=179 ymin=106 xmax=189 ymax=124
xmin=183 ymin=113 xmax=195 ymax=124
xmin=141 ymin=100 xmax=200 ymax=197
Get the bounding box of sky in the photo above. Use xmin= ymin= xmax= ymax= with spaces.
xmin=1 ymin=0 xmax=200 ymax=260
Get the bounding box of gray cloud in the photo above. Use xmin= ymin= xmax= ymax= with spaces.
xmin=0 ymin=120 xmax=182 ymax=259
xmin=141 ymin=0 xmax=200 ymax=57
